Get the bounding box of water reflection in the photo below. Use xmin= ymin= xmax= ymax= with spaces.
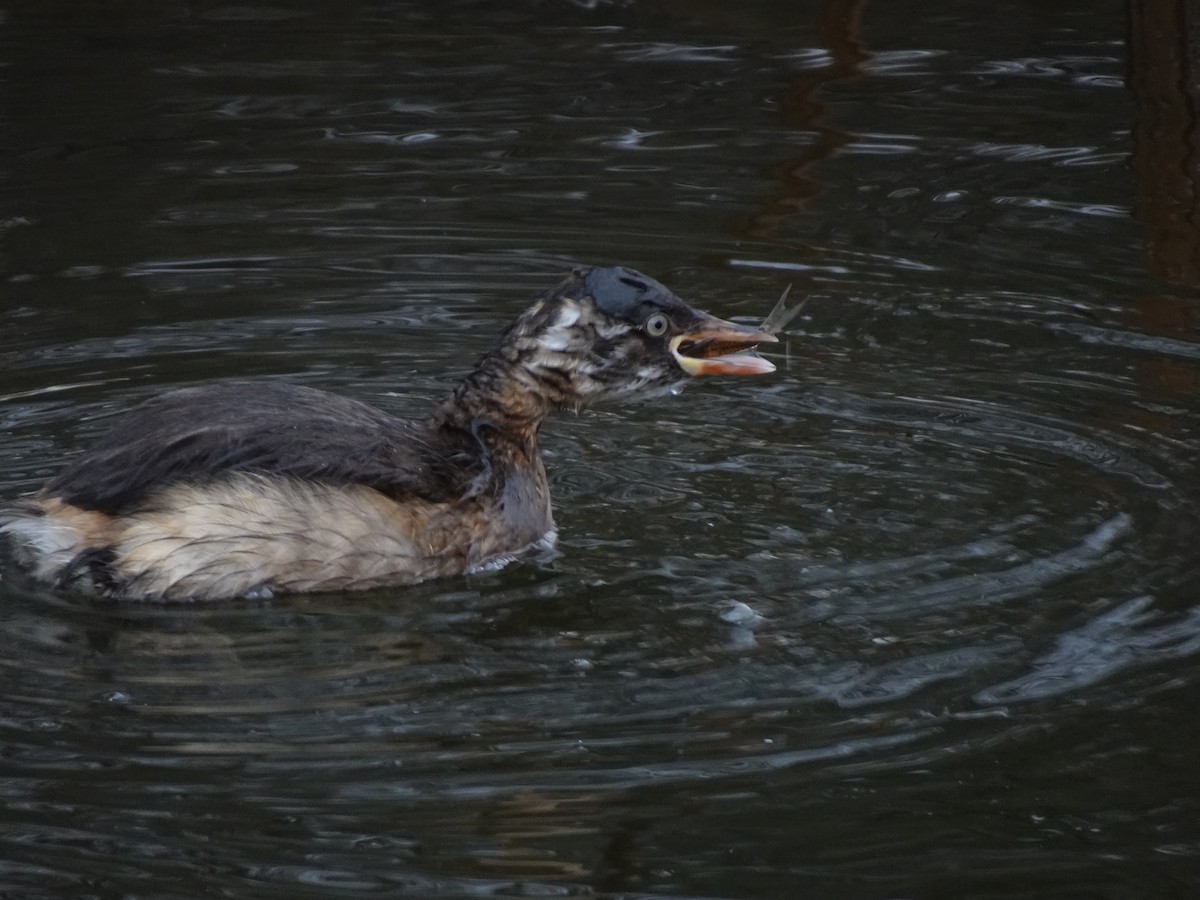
xmin=1127 ymin=0 xmax=1200 ymax=404
xmin=741 ymin=0 xmax=867 ymax=240
xmin=1128 ymin=0 xmax=1200 ymax=289
xmin=3 ymin=0 xmax=1200 ymax=898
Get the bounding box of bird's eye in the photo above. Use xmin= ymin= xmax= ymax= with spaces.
xmin=645 ymin=313 xmax=670 ymax=337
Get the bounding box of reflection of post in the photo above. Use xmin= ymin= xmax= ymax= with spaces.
xmin=1128 ymin=0 xmax=1200 ymax=286
xmin=741 ymin=0 xmax=867 ymax=238
xmin=1127 ymin=1 xmax=1200 ymax=394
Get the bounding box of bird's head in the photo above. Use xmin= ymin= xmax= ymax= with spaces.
xmin=496 ymin=266 xmax=777 ymax=408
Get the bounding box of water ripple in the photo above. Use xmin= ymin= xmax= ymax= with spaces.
xmin=976 ymin=596 xmax=1200 ymax=704
xmin=2 ymin=2 xmax=1198 ymax=896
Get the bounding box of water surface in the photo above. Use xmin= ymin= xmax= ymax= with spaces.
xmin=3 ymin=1 xmax=1200 ymax=898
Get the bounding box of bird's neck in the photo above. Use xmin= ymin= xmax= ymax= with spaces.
xmin=431 ymin=349 xmax=558 ymax=469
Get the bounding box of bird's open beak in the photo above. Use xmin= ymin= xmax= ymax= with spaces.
xmin=670 ymin=313 xmax=778 ymax=376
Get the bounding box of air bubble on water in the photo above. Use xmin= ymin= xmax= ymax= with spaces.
xmin=720 ymin=601 xmax=764 ymax=628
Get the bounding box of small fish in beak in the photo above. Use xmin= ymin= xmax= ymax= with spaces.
xmin=670 ymin=312 xmax=778 ymax=376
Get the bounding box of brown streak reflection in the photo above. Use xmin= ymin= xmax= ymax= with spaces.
xmin=741 ymin=0 xmax=868 ymax=239
xmin=1128 ymin=0 xmax=1200 ymax=397
xmin=470 ymin=791 xmax=596 ymax=879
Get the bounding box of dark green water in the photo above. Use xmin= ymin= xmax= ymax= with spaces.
xmin=3 ymin=1 xmax=1199 ymax=897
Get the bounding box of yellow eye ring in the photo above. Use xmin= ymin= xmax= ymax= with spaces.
xmin=645 ymin=313 xmax=669 ymax=337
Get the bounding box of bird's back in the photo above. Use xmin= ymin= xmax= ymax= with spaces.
xmin=44 ymin=380 xmax=453 ymax=513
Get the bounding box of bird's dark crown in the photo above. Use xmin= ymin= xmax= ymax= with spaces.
xmin=566 ymin=266 xmax=683 ymax=319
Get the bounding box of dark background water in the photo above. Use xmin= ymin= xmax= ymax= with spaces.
xmin=3 ymin=1 xmax=1200 ymax=898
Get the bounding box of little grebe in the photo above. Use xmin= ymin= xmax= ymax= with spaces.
xmin=0 ymin=266 xmax=776 ymax=601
